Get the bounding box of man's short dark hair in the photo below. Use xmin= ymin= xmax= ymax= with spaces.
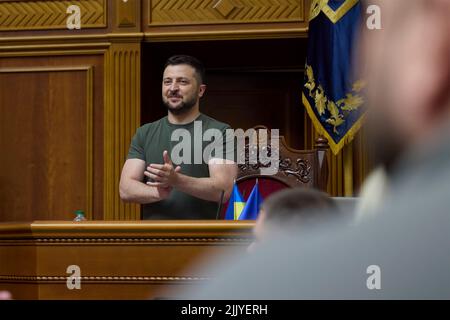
xmin=164 ymin=55 xmax=206 ymax=85
xmin=263 ymin=188 xmax=337 ymax=226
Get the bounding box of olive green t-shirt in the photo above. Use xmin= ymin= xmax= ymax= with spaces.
xmin=127 ymin=113 xmax=235 ymax=219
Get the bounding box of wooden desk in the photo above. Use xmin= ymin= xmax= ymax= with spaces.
xmin=0 ymin=221 xmax=254 ymax=300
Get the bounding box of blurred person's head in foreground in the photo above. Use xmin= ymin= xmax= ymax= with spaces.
xmin=249 ymin=188 xmax=337 ymax=251
xmin=361 ymin=0 xmax=450 ymax=173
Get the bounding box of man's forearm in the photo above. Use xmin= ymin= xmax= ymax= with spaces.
xmin=172 ymin=174 xmax=231 ymax=203
xmin=119 ymin=180 xmax=162 ymax=204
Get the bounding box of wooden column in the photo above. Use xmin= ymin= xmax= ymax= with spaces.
xmin=343 ymin=143 xmax=354 ymax=196
xmin=104 ymin=0 xmax=143 ymax=220
xmin=104 ymin=42 xmax=141 ymax=220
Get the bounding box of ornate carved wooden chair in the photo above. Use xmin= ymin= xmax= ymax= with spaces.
xmin=220 ymin=126 xmax=329 ymax=218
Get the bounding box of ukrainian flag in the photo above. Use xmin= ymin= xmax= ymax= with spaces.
xmin=239 ymin=180 xmax=264 ymax=220
xmin=224 ymin=183 xmax=245 ymax=220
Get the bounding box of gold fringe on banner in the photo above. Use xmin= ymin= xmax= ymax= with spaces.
xmin=302 ymin=92 xmax=366 ymax=155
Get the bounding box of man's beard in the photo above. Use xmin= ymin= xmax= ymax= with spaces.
xmin=163 ymin=94 xmax=197 ymax=116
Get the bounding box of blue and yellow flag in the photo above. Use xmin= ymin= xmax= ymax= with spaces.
xmin=239 ymin=181 xmax=264 ymax=220
xmin=303 ymin=0 xmax=365 ymax=155
xmin=224 ymin=183 xmax=245 ymax=220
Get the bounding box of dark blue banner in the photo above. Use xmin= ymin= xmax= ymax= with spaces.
xmin=303 ymin=0 xmax=365 ymax=154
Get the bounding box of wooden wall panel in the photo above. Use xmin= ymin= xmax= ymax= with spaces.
xmin=143 ymin=0 xmax=311 ymax=41
xmin=0 ymin=55 xmax=104 ymax=222
xmin=114 ymin=0 xmax=140 ymax=30
xmin=0 ymin=68 xmax=92 ymax=221
xmin=202 ymin=72 xmax=304 ymax=149
xmin=0 ymin=0 xmax=107 ymax=31
xmin=149 ymin=0 xmax=304 ymax=25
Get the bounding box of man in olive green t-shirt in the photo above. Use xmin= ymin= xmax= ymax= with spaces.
xmin=119 ymin=55 xmax=237 ymax=219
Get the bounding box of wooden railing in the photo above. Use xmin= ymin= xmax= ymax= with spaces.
xmin=0 ymin=220 xmax=254 ymax=299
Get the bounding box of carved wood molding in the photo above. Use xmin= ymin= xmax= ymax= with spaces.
xmin=0 ymin=0 xmax=107 ymax=31
xmin=149 ymin=0 xmax=304 ymax=26
xmin=31 ymin=237 xmax=251 ymax=243
xmin=237 ymin=130 xmax=318 ymax=187
xmin=103 ymin=43 xmax=142 ymax=220
xmin=143 ymin=28 xmax=309 ymax=42
xmin=115 ymin=0 xmax=138 ymax=29
xmin=0 ymin=238 xmax=250 ymax=247
xmin=279 ymin=157 xmax=312 ymax=183
xmin=0 ymin=221 xmax=255 ymax=237
xmin=0 ymin=275 xmax=211 ymax=283
xmin=238 ymin=144 xmax=313 ymax=184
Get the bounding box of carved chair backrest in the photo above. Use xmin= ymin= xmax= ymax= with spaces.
xmin=236 ymin=126 xmax=328 ymax=191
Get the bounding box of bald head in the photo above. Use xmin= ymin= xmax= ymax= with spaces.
xmin=360 ymin=0 xmax=450 ymax=169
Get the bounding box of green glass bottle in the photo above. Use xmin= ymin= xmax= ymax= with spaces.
xmin=73 ymin=210 xmax=87 ymax=222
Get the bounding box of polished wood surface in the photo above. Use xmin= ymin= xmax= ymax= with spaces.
xmin=0 ymin=55 xmax=105 ymax=222
xmin=0 ymin=0 xmax=107 ymax=32
xmin=0 ymin=0 xmax=310 ymax=40
xmin=103 ymin=43 xmax=141 ymax=220
xmin=142 ymin=0 xmax=311 ymax=41
xmin=0 ymin=221 xmax=254 ymax=299
xmin=0 ymin=67 xmax=92 ymax=220
xmin=147 ymin=0 xmax=304 ymax=25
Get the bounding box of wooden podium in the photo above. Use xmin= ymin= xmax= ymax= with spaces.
xmin=0 ymin=221 xmax=254 ymax=300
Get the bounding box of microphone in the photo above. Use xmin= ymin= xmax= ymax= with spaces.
xmin=216 ymin=190 xmax=225 ymax=220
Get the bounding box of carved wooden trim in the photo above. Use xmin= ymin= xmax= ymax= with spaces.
xmin=115 ymin=0 xmax=139 ymax=28
xmin=0 ymin=66 xmax=92 ymax=73
xmin=0 ymin=236 xmax=253 ymax=244
xmin=0 ymin=221 xmax=255 ymax=240
xmin=0 ymin=275 xmax=210 ymax=283
xmin=104 ymin=43 xmax=141 ymax=220
xmin=0 ymin=66 xmax=94 ymax=219
xmin=32 ymin=237 xmax=251 ymax=243
xmin=85 ymin=66 xmax=94 ymax=218
xmin=278 ymin=157 xmax=312 ymax=184
xmin=0 ymin=47 xmax=109 ymax=58
xmin=237 ymin=129 xmax=322 ymax=188
xmin=238 ymin=143 xmax=313 ymax=184
xmin=143 ymin=28 xmax=309 ymax=42
xmin=148 ymin=0 xmax=304 ymax=26
xmin=0 ymin=0 xmax=107 ymax=31
xmin=0 ymin=34 xmax=143 ymax=47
